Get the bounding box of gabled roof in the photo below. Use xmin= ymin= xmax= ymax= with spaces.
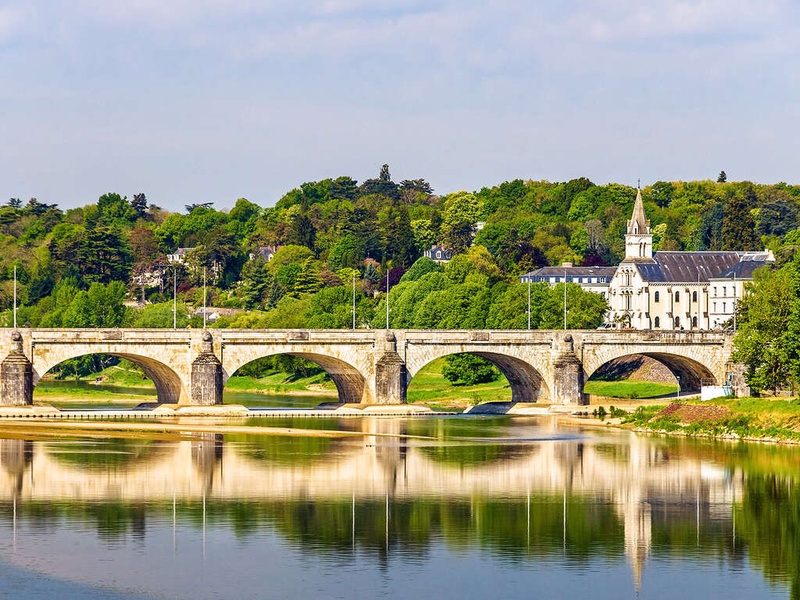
xmin=634 ymin=252 xmax=743 ymax=283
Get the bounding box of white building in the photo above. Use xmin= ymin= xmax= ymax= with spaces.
xmin=166 ymin=247 xmax=196 ymax=264
xmin=606 ymin=188 xmax=773 ymax=330
xmin=520 ymin=265 xmax=617 ymax=299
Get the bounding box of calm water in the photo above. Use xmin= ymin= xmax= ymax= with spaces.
xmin=0 ymin=415 xmax=797 ymax=600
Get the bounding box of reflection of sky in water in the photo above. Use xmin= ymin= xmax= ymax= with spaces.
xmin=0 ymin=417 xmax=794 ymax=599
xmin=0 ymin=524 xmax=781 ymax=600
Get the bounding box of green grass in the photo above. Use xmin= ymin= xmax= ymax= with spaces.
xmin=584 ymin=379 xmax=678 ymax=399
xmin=407 ymin=358 xmax=512 ymax=410
xmin=224 ymin=372 xmax=336 ymax=394
xmin=622 ymin=397 xmax=800 ymax=442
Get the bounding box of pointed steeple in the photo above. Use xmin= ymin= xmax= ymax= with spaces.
xmin=624 ymin=185 xmax=654 ymax=261
xmin=627 ymin=187 xmax=650 ymax=235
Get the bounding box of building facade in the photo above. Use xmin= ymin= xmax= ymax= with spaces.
xmin=605 ymin=189 xmax=772 ymax=330
xmin=520 ymin=265 xmax=617 ymax=299
xmin=520 ymin=188 xmax=773 ymax=330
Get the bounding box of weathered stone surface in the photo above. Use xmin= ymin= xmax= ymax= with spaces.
xmin=375 ymin=351 xmax=407 ymax=405
xmin=0 ymin=328 xmax=742 ymax=406
xmin=191 ymin=332 xmax=223 ymax=405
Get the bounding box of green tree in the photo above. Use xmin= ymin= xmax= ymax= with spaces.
xmin=442 ymin=354 xmax=499 ymax=385
xmin=733 ymin=266 xmax=794 ymax=394
xmin=721 ymin=187 xmax=759 ymax=251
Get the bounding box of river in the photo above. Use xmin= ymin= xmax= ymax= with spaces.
xmin=0 ymin=414 xmax=797 ymax=599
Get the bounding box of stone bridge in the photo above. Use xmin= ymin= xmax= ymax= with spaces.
xmin=0 ymin=328 xmax=744 ymax=406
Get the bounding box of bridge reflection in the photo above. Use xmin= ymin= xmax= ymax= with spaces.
xmin=0 ymin=419 xmax=746 ymax=589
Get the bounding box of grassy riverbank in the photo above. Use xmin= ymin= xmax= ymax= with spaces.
xmin=619 ymin=397 xmax=800 ymax=442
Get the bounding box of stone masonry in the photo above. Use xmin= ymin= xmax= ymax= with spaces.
xmin=0 ymin=328 xmax=738 ymax=407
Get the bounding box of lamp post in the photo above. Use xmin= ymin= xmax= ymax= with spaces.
xmin=352 ymin=271 xmax=357 ymax=330
xmin=173 ymin=265 xmax=177 ymax=329
xmin=563 ymin=269 xmax=568 ymax=330
xmin=677 ymin=375 xmax=681 ymax=399
xmin=527 ymin=277 xmax=531 ymax=330
xmin=203 ymin=267 xmax=207 ymax=330
xmin=13 ymin=265 xmax=17 ymax=329
xmin=386 ymin=269 xmax=391 ymax=329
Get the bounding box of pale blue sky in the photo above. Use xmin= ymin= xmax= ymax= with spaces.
xmin=1 ymin=0 xmax=798 ymax=211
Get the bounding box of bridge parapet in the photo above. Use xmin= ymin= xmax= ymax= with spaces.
xmin=0 ymin=328 xmax=741 ymax=407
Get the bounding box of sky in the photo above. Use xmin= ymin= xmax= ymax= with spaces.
xmin=1 ymin=0 xmax=799 ymax=212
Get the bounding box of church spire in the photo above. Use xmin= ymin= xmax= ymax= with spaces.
xmin=625 ymin=185 xmax=654 ymax=261
xmin=627 ymin=187 xmax=650 ymax=235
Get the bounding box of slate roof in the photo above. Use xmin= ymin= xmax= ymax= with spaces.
xmin=526 ymin=266 xmax=617 ymax=277
xmin=712 ymin=259 xmax=771 ymax=280
xmin=634 ymin=252 xmax=745 ymax=283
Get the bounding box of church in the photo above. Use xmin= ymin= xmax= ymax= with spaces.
xmin=605 ymin=188 xmax=773 ymax=330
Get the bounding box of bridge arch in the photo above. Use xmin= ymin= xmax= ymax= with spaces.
xmin=406 ymin=350 xmax=551 ymax=403
xmin=34 ymin=351 xmax=185 ymax=404
xmin=223 ymin=352 xmax=367 ymax=404
xmin=584 ymin=351 xmax=717 ymax=392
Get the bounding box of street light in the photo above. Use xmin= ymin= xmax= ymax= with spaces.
xmin=352 ymin=271 xmax=357 ymax=330
xmin=527 ymin=277 xmax=531 ymax=330
xmin=13 ymin=265 xmax=17 ymax=329
xmin=173 ymin=265 xmax=177 ymax=329
xmin=386 ymin=269 xmax=390 ymax=330
xmin=563 ymin=269 xmax=568 ymax=330
xmin=677 ymin=375 xmax=681 ymax=399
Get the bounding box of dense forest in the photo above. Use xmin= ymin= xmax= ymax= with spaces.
xmin=2 ymin=166 xmax=799 ymax=383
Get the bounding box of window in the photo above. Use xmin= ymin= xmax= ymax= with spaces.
xmin=713 ymin=302 xmax=717 ymax=312
xmin=692 ymin=291 xmax=697 ymax=302
xmin=723 ymin=302 xmax=727 ymax=312
xmin=674 ymin=316 xmax=681 ymax=328
xmin=692 ymin=316 xmax=698 ymax=327
xmin=674 ymin=291 xmax=680 ymax=302
xmin=654 ymin=291 xmax=660 ymax=302
xmin=654 ymin=316 xmax=660 ymax=328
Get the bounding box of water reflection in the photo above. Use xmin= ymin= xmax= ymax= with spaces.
xmin=0 ymin=417 xmax=795 ymax=599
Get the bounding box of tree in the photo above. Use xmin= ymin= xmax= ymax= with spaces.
xmin=721 ymin=192 xmax=759 ymax=251
xmin=442 ymin=354 xmax=499 ymax=385
xmin=75 ymin=226 xmax=134 ymax=285
xmin=648 ymin=181 xmax=675 ymax=208
xmin=717 ymin=171 xmax=727 ymax=183
xmin=131 ymin=193 xmax=148 ymax=219
xmin=185 ymin=202 xmax=214 ymax=213
xmin=733 ymin=265 xmax=794 ymax=394
xmin=239 ymin=257 xmax=275 ymax=309
xmin=359 ymin=164 xmax=400 ymax=200
xmin=328 ymin=233 xmax=366 ymax=271
xmin=97 ymin=192 xmax=136 ymax=225
xmin=400 ymin=257 xmax=442 ymax=283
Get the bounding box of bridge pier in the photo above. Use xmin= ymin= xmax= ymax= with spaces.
xmin=1 ymin=331 xmax=33 ymax=406
xmin=190 ymin=331 xmax=223 ymax=405
xmin=552 ymin=334 xmax=587 ymax=406
xmin=374 ymin=332 xmax=406 ymax=405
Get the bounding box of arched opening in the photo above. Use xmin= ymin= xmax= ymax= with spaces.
xmin=584 ymin=352 xmax=716 ymax=399
xmin=34 ymin=353 xmax=182 ymax=407
xmin=224 ymin=353 xmax=366 ymax=407
xmin=407 ymin=352 xmax=550 ymax=410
